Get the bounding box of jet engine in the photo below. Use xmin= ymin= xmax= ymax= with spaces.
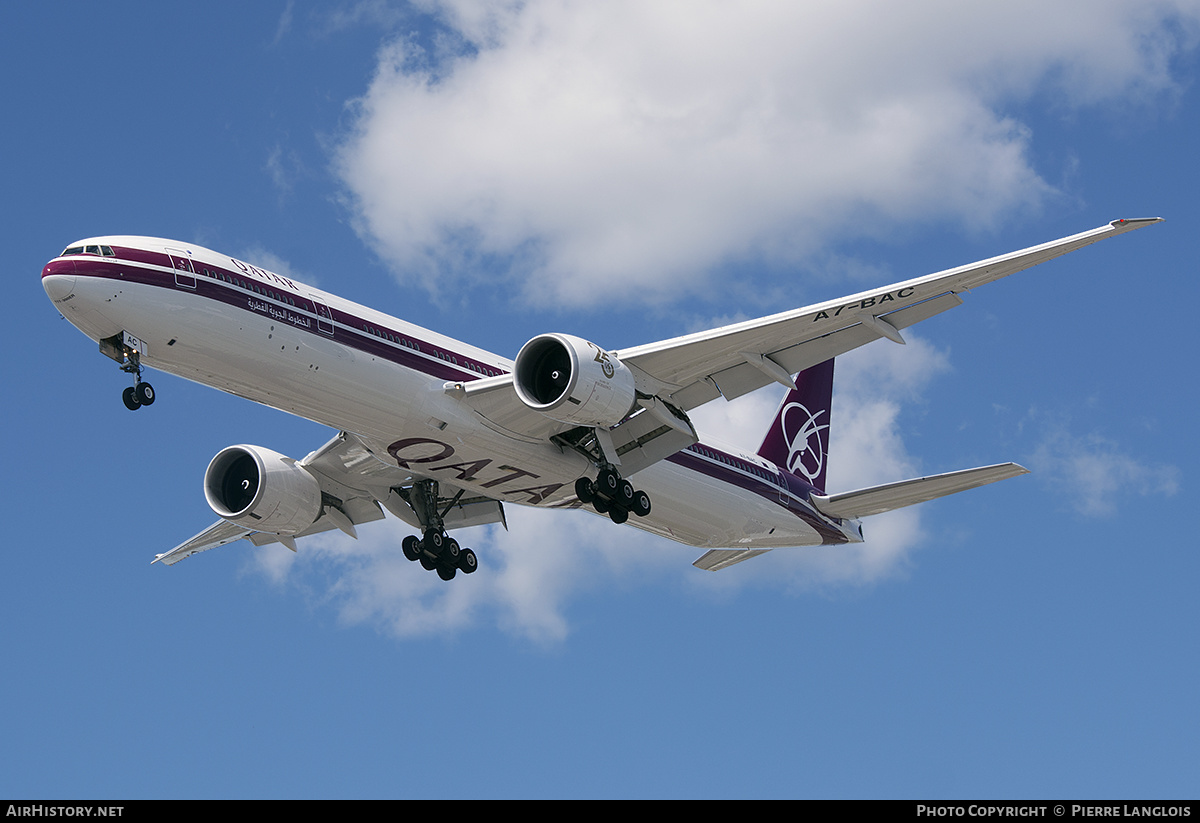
xmin=204 ymin=445 xmax=322 ymax=535
xmin=514 ymin=333 xmax=636 ymax=428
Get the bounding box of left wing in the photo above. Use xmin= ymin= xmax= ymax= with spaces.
xmin=448 ymin=218 xmax=1161 ymax=469
xmin=152 ymin=431 xmax=506 ymax=565
xmin=618 ymin=218 xmax=1161 ymax=410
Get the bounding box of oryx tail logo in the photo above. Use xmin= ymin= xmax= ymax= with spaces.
xmin=756 ymin=358 xmax=834 ymax=491
xmin=780 ymin=401 xmax=829 ymax=484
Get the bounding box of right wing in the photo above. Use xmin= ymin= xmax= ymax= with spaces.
xmin=152 ymin=431 xmax=507 ymax=566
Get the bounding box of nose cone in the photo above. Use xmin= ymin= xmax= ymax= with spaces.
xmin=42 ymin=259 xmax=76 ymax=303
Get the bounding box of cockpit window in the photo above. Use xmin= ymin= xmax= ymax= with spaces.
xmin=60 ymin=245 xmax=115 ymax=257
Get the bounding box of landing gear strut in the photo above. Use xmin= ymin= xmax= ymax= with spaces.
xmin=398 ymin=480 xmax=478 ymax=581
xmin=575 ymin=466 xmax=652 ymax=525
xmin=104 ymin=334 xmax=155 ymax=411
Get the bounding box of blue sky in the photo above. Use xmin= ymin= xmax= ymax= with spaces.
xmin=4 ymin=1 xmax=1199 ymax=799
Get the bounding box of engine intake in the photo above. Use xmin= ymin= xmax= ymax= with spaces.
xmin=514 ymin=333 xmax=636 ymax=428
xmin=204 ymin=445 xmax=322 ymax=535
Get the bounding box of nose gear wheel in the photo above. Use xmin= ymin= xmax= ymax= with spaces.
xmin=112 ymin=338 xmax=156 ymax=411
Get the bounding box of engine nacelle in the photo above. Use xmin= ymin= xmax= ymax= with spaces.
xmin=514 ymin=333 xmax=637 ymax=428
xmin=204 ymin=445 xmax=322 ymax=535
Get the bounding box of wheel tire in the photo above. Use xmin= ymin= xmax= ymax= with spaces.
xmin=574 ymin=476 xmax=595 ymax=504
xmin=618 ymin=479 xmax=635 ymax=506
xmin=420 ymin=556 xmax=437 ymax=571
xmin=597 ymin=468 xmax=620 ymax=499
xmin=631 ymin=490 xmax=652 ymax=518
xmin=609 ymin=506 xmax=628 ymax=525
xmin=135 ymin=382 xmax=155 ymax=406
xmin=402 ymin=535 xmax=422 ymax=561
xmin=593 ymin=496 xmax=610 ymax=514
xmin=444 ymin=538 xmax=461 ymax=563
xmin=437 ymin=564 xmax=457 ymax=581
xmin=459 ymin=548 xmax=478 ymax=574
xmin=122 ymin=386 xmax=141 ymax=411
xmin=423 ymin=529 xmax=445 ymax=555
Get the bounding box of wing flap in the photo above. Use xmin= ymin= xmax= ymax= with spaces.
xmin=810 ymin=463 xmax=1029 ymax=520
xmin=153 ymin=519 xmax=254 ymax=566
xmin=692 ymin=548 xmax=772 ymax=571
xmin=696 ymin=291 xmax=967 ymax=402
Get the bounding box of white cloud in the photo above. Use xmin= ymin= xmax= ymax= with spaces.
xmin=250 ymin=503 xmax=674 ymax=644
xmin=333 ymin=0 xmax=1199 ymax=307
xmin=1027 ymin=415 xmax=1181 ymax=517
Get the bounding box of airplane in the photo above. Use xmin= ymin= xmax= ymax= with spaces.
xmin=42 ymin=218 xmax=1161 ymax=579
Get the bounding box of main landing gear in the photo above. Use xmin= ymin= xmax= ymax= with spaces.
xmin=575 ymin=467 xmax=652 ymax=525
xmin=398 ymin=479 xmax=478 ymax=581
xmin=402 ymin=530 xmax=478 ymax=581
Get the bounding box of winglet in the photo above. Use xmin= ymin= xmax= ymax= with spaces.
xmin=1110 ymin=217 xmax=1163 ymax=228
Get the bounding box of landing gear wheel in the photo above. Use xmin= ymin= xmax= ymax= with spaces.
xmin=443 ymin=537 xmax=461 ymax=564
xmin=631 ymin=490 xmax=652 ymax=518
xmin=423 ymin=528 xmax=445 ymax=556
xmin=402 ymin=535 xmax=422 ymax=562
xmin=135 ymin=382 xmax=155 ymax=406
xmin=609 ymin=507 xmax=629 ymax=525
xmin=437 ymin=564 xmax=457 ymax=581
xmin=593 ymin=496 xmax=611 ymax=514
xmin=122 ymin=386 xmax=142 ymax=411
xmin=575 ymin=477 xmax=595 ymax=504
xmin=459 ymin=548 xmax=478 ymax=574
xmin=617 ymin=479 xmax=635 ymax=506
xmin=597 ymin=468 xmax=621 ymax=499
xmin=420 ymin=556 xmax=437 ymax=571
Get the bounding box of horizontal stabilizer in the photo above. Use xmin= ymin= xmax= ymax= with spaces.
xmin=809 ymin=463 xmax=1028 ymax=520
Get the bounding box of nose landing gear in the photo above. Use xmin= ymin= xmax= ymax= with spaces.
xmin=101 ymin=331 xmax=155 ymax=411
xmin=121 ymin=380 xmax=156 ymax=411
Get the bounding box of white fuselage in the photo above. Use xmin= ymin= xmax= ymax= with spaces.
xmin=43 ymin=236 xmax=860 ymax=551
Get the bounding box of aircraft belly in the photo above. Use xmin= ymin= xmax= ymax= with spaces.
xmin=620 ymin=461 xmax=826 ymax=549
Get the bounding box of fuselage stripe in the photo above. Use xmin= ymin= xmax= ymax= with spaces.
xmin=56 ymin=250 xmax=508 ymax=384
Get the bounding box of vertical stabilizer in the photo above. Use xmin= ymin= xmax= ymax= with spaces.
xmin=757 ymin=358 xmax=834 ymax=493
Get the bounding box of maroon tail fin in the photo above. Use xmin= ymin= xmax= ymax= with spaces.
xmin=756 ymin=358 xmax=834 ymax=493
